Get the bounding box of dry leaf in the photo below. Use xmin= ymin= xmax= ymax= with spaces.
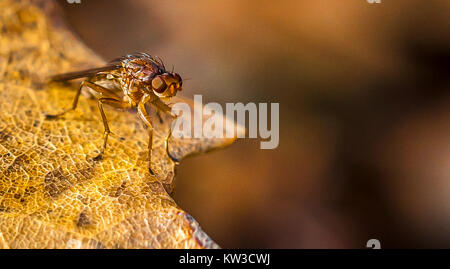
xmin=0 ymin=0 xmax=242 ymax=248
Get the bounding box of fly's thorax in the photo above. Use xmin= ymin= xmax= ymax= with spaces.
xmin=123 ymin=58 xmax=161 ymax=85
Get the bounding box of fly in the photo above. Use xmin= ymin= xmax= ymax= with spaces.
xmin=46 ymin=53 xmax=182 ymax=175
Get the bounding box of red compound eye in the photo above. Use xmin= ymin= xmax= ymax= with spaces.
xmin=151 ymin=76 xmax=167 ymax=93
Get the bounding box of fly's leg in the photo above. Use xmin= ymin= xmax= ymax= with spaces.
xmin=45 ymin=80 xmax=84 ymax=119
xmin=46 ymin=79 xmax=126 ymax=160
xmin=165 ymin=126 xmax=179 ymax=163
xmin=152 ymin=98 xmax=177 ymax=118
xmin=151 ymin=99 xmax=179 ymax=163
xmin=94 ymin=97 xmax=131 ymax=161
xmin=45 ymin=80 xmax=120 ymax=119
xmin=95 ymin=98 xmax=111 ymax=161
xmin=153 ymin=101 xmax=175 ymax=161
xmin=137 ymin=101 xmax=155 ymax=175
xmin=147 ymin=127 xmax=154 ymax=175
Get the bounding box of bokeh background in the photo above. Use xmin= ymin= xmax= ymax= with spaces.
xmin=58 ymin=0 xmax=449 ymax=248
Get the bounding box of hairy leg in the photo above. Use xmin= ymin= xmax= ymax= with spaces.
xmin=45 ymin=80 xmax=84 ymax=119
xmin=45 ymin=79 xmax=121 ymax=119
xmin=137 ymin=101 xmax=155 ymax=175
xmin=151 ymin=99 xmax=179 ymax=163
xmin=94 ymin=97 xmax=131 ymax=160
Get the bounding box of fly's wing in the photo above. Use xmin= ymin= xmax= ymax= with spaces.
xmin=50 ymin=53 xmax=166 ymax=82
xmin=50 ymin=63 xmax=122 ymax=82
xmin=114 ymin=53 xmax=166 ymax=73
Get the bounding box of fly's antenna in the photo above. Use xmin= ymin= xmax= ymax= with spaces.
xmin=171 ymin=65 xmax=174 ymax=73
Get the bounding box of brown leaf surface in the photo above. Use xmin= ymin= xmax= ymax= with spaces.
xmin=0 ymin=0 xmax=241 ymax=249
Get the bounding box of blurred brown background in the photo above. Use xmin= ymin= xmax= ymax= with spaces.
xmin=58 ymin=0 xmax=450 ymax=248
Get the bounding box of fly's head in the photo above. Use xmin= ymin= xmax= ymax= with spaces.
xmin=150 ymin=72 xmax=183 ymax=98
xmin=123 ymin=55 xmax=182 ymax=98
